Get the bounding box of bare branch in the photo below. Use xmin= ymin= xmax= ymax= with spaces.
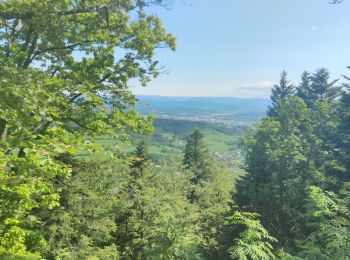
xmin=330 ymin=0 xmax=344 ymax=4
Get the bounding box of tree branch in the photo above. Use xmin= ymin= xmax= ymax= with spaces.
xmin=0 ymin=119 xmax=7 ymax=141
xmin=34 ymin=40 xmax=93 ymax=56
xmin=21 ymin=33 xmax=38 ymax=68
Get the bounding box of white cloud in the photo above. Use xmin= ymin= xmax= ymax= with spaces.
xmin=241 ymin=80 xmax=275 ymax=89
xmin=229 ymin=80 xmax=276 ymax=98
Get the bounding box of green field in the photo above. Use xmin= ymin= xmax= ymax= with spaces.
xmin=93 ymin=119 xmax=244 ymax=154
xmin=84 ymin=118 xmax=246 ymax=177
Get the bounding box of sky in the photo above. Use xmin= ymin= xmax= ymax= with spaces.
xmin=132 ymin=0 xmax=350 ymax=98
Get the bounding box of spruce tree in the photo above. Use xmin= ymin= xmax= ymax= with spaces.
xmin=183 ymin=130 xmax=236 ymax=258
xmin=119 ymin=139 xmax=152 ymax=258
xmin=307 ymin=69 xmax=341 ymax=190
xmin=183 ymin=129 xmax=212 ymax=185
xmin=236 ymin=96 xmax=316 ymax=250
xmin=40 ymin=159 xmax=126 ymax=259
xmin=335 ymin=70 xmax=350 ymax=185
xmin=310 ymin=68 xmax=339 ymax=102
xmin=296 ymin=71 xmax=314 ymax=107
xmin=131 ymin=139 xmax=151 ymax=178
xmin=268 ymin=71 xmax=295 ymax=116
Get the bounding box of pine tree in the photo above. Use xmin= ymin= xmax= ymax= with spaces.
xmin=236 ymin=96 xmax=316 ymax=249
xmin=310 ymin=68 xmax=339 ymax=102
xmin=296 ymin=71 xmax=314 ymax=107
xmin=183 ymin=130 xmax=236 ymax=258
xmin=39 ymin=159 xmax=125 ymax=259
xmin=131 ymin=139 xmax=151 ymax=178
xmin=307 ymin=69 xmax=342 ymax=191
xmin=119 ymin=140 xmax=152 ymax=258
xmin=335 ymin=69 xmax=350 ymax=185
xmin=268 ymin=71 xmax=295 ymax=116
xmin=183 ymin=129 xmax=212 ymax=185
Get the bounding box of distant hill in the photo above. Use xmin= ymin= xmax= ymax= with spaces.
xmin=136 ymin=95 xmax=270 ymax=122
xmin=153 ymin=118 xmax=247 ymax=137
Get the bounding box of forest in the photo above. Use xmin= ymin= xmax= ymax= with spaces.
xmin=0 ymin=0 xmax=350 ymax=259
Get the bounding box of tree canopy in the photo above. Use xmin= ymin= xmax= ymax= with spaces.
xmin=0 ymin=0 xmax=175 ymax=257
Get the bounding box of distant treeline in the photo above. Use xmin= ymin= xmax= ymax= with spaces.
xmin=153 ymin=118 xmax=247 ymax=137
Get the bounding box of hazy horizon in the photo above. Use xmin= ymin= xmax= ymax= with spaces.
xmin=133 ymin=0 xmax=350 ymax=98
xmin=136 ymin=94 xmax=270 ymax=100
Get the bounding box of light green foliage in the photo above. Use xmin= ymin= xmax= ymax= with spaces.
xmin=183 ymin=130 xmax=236 ymax=258
xmin=116 ymin=158 xmax=203 ymax=259
xmin=0 ymin=0 xmax=174 ymax=257
xmin=142 ymin=179 xmax=203 ymax=259
xmin=2 ymin=1 xmax=350 ymax=258
xmin=297 ymin=186 xmax=350 ymax=259
xmin=195 ymin=168 xmax=234 ymax=258
xmin=227 ymin=211 xmax=277 ymax=260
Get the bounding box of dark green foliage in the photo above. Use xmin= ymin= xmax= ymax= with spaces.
xmin=131 ymin=139 xmax=151 ymax=178
xmin=310 ymin=68 xmax=339 ymax=102
xmin=183 ymin=129 xmax=212 ymax=185
xmin=236 ymin=68 xmax=350 ymax=257
xmin=237 ymin=96 xmax=315 ymax=248
xmin=268 ymin=71 xmax=295 ymax=116
xmin=40 ymin=159 xmax=125 ymax=259
xmin=296 ymin=71 xmax=313 ymax=107
xmin=336 ymin=70 xmax=350 ymax=184
xmin=115 ymin=156 xmax=204 ymax=259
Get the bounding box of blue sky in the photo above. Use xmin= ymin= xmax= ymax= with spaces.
xmin=133 ymin=0 xmax=350 ymax=98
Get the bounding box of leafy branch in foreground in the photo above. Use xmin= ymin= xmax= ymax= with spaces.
xmin=0 ymin=0 xmax=175 ymax=257
xmin=297 ymin=186 xmax=350 ymax=259
xmin=227 ymin=211 xmax=278 ymax=260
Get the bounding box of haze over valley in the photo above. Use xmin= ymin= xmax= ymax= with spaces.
xmin=136 ymin=95 xmax=270 ymax=127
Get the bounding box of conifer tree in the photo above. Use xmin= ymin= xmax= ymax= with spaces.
xmin=183 ymin=129 xmax=212 ymax=185
xmin=236 ymin=96 xmax=317 ymax=249
xmin=307 ymin=69 xmax=341 ymax=190
xmin=310 ymin=68 xmax=339 ymax=102
xmin=296 ymin=71 xmax=314 ymax=107
xmin=183 ymin=130 xmax=237 ymax=258
xmin=335 ymin=69 xmax=350 ymax=185
xmin=268 ymin=71 xmax=295 ymax=116
xmin=119 ymin=140 xmax=152 ymax=258
xmin=131 ymin=139 xmax=151 ymax=178
xmin=39 ymin=159 xmax=126 ymax=259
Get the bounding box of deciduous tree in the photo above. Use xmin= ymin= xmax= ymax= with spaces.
xmin=0 ymin=0 xmax=175 ymax=257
